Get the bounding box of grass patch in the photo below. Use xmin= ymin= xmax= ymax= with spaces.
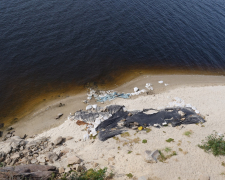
xmin=142 ymin=139 xmax=147 ymax=143
xmin=60 ymin=167 xmax=110 ymax=180
xmin=164 ymin=147 xmax=172 ymax=153
xmin=178 ymin=148 xmax=183 ymax=152
xmin=145 ymin=128 xmax=152 ymax=133
xmin=132 ymin=137 xmax=141 ymax=144
xmin=118 ymin=146 xmax=121 ymax=150
xmin=128 ymin=151 xmax=132 ymax=154
xmin=198 ymin=131 xmax=225 ymax=156
xmin=166 ymin=138 xmax=174 ymax=143
xmin=126 ymin=173 xmax=133 ymax=179
xmin=158 ymin=150 xmax=177 ymax=162
xmin=121 ymin=132 xmax=130 ymax=138
xmin=222 ymin=161 xmax=225 ymax=167
xmin=183 ymin=130 xmax=193 ymax=137
xmin=113 ymin=136 xmax=119 ymax=141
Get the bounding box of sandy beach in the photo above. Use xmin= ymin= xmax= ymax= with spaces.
xmin=1 ymin=74 xmax=225 ymax=180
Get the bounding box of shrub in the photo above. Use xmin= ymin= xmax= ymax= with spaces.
xmin=166 ymin=138 xmax=174 ymax=143
xmin=164 ymin=147 xmax=172 ymax=153
xmin=126 ymin=173 xmax=133 ymax=179
xmin=183 ymin=130 xmax=193 ymax=137
xmin=120 ymin=132 xmax=130 ymax=138
xmin=198 ymin=131 xmax=225 ymax=156
xmin=142 ymin=139 xmax=147 ymax=143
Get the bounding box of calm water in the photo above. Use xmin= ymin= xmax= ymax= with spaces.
xmin=1 ymin=0 xmax=225 ymax=122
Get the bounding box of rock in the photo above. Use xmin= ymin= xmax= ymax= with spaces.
xmin=31 ymin=159 xmax=37 ymax=164
xmin=58 ymin=167 xmax=65 ymax=173
xmin=0 ymin=152 xmax=6 ymax=162
xmin=55 ymin=113 xmax=63 ymax=119
xmin=0 ymin=131 xmax=3 ymax=137
xmin=144 ymin=150 xmax=160 ymax=163
xmin=6 ymin=127 xmax=13 ymax=131
xmin=5 ymin=158 xmax=12 ymax=165
xmin=46 ymin=153 xmax=58 ymax=163
xmin=73 ymin=164 xmax=84 ymax=172
xmin=199 ymin=175 xmax=210 ymax=180
xmin=54 ymin=136 xmax=63 ymax=145
xmin=0 ymin=164 xmax=56 ymax=180
xmin=65 ymin=167 xmax=71 ymax=173
xmin=67 ymin=154 xmax=81 ymax=165
xmin=66 ymin=136 xmax=73 ymax=141
xmin=1 ymin=143 xmax=12 ymax=154
xmin=10 ymin=153 xmax=20 ymax=159
xmin=37 ymin=155 xmax=46 ymax=163
xmin=93 ymin=162 xmax=98 ymax=168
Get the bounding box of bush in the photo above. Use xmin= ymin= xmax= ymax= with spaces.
xmin=166 ymin=138 xmax=174 ymax=143
xmin=198 ymin=131 xmax=225 ymax=156
xmin=142 ymin=139 xmax=147 ymax=143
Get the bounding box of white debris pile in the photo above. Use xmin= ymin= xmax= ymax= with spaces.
xmin=167 ymin=97 xmax=200 ymax=114
xmin=130 ymin=87 xmax=146 ymax=96
xmin=145 ymin=83 xmax=153 ymax=90
xmin=82 ymin=104 xmax=112 ymax=141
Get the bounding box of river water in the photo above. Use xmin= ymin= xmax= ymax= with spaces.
xmin=1 ymin=0 xmax=225 ymax=123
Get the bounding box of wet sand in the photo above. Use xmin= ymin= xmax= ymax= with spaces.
xmin=3 ymin=74 xmax=225 ymax=139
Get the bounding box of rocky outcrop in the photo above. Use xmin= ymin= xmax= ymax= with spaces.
xmin=0 ymin=164 xmax=56 ymax=180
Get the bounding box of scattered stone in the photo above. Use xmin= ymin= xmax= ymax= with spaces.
xmin=46 ymin=153 xmax=58 ymax=163
xmin=6 ymin=127 xmax=13 ymax=131
xmin=59 ymin=103 xmax=65 ymax=107
xmin=55 ymin=113 xmax=63 ymax=119
xmin=66 ymin=136 xmax=73 ymax=141
xmin=67 ymin=154 xmax=81 ymax=165
xmin=31 ymin=159 xmax=37 ymax=164
xmin=54 ymin=136 xmax=63 ymax=145
xmin=0 ymin=152 xmax=6 ymax=162
xmin=144 ymin=150 xmax=160 ymax=163
xmin=58 ymin=167 xmax=65 ymax=173
xmin=37 ymin=155 xmax=46 ymax=163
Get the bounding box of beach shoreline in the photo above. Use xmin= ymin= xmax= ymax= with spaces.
xmin=3 ymin=74 xmax=225 ymax=139
xmin=1 ymin=74 xmax=225 ymax=179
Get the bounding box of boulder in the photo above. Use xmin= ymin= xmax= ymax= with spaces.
xmin=58 ymin=167 xmax=65 ymax=174
xmin=54 ymin=136 xmax=63 ymax=145
xmin=56 ymin=113 xmax=63 ymax=119
xmin=67 ymin=154 xmax=81 ymax=165
xmin=144 ymin=150 xmax=160 ymax=163
xmin=46 ymin=153 xmax=58 ymax=163
xmin=37 ymin=155 xmax=46 ymax=163
xmin=0 ymin=152 xmax=6 ymax=162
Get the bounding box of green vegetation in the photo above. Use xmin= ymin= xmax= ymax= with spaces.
xmin=128 ymin=151 xmax=132 ymax=154
xmin=60 ymin=167 xmax=113 ymax=180
xmin=222 ymin=161 xmax=225 ymax=167
xmin=158 ymin=150 xmax=177 ymax=162
xmin=142 ymin=139 xmax=147 ymax=143
xmin=145 ymin=128 xmax=152 ymax=133
xmin=166 ymin=138 xmax=174 ymax=143
xmin=120 ymin=132 xmax=130 ymax=138
xmin=198 ymin=131 xmax=225 ymax=156
xmin=164 ymin=147 xmax=172 ymax=153
xmin=183 ymin=130 xmax=193 ymax=137
xmin=126 ymin=173 xmax=133 ymax=179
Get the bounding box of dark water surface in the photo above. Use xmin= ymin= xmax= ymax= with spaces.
xmin=1 ymin=0 xmax=225 ymax=123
